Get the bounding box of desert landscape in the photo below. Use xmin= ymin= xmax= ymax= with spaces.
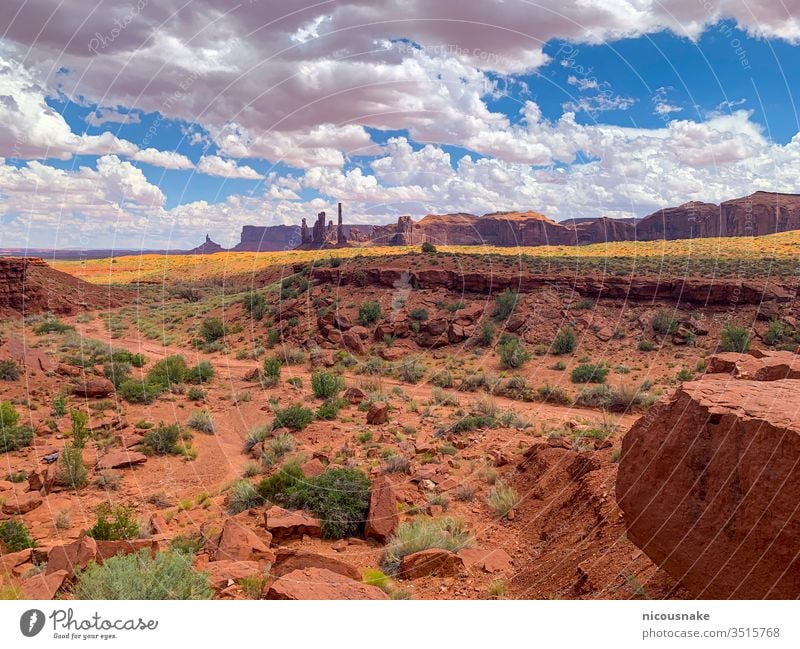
xmin=2 ymin=223 xmax=800 ymax=601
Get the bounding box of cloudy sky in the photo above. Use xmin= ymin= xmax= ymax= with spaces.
xmin=2 ymin=0 xmax=800 ymax=249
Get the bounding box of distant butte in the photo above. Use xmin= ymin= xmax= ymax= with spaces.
xmin=184 ymin=190 xmax=800 ymax=252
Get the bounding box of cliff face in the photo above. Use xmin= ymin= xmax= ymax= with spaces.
xmin=366 ymin=192 xmax=800 ymax=247
xmin=635 ymin=192 xmax=800 ymax=240
xmin=0 ymin=257 xmax=122 ymax=315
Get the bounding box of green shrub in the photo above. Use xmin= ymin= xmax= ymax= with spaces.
xmin=147 ymin=355 xmax=188 ymax=389
xmin=720 ymin=323 xmax=750 ymax=353
xmin=187 ymin=410 xmax=214 ymax=434
xmin=87 ymin=503 xmax=140 ymax=541
xmin=269 ymin=432 xmax=295 ymax=459
xmin=243 ymin=424 xmax=270 ymax=452
xmin=0 ymin=360 xmax=20 ymax=381
xmin=52 ymin=393 xmax=67 ymax=417
xmin=227 ymin=479 xmax=264 ymax=514
xmin=33 ymin=318 xmax=74 ymax=335
xmin=409 ymin=307 xmax=429 ymax=321
xmin=74 ymin=549 xmax=213 ymax=599
xmin=311 ymin=370 xmax=344 ymax=399
xmin=0 ymin=401 xmax=34 ymax=453
xmin=399 ymin=361 xmax=425 ymax=384
xmin=421 ymin=242 xmax=437 ymax=253
xmin=487 ymin=483 xmax=521 ymax=517
xmin=552 ymin=327 xmax=576 ymax=355
xmin=638 ymin=340 xmax=656 ymax=352
xmin=200 ymin=317 xmax=226 ymax=343
xmin=257 ymin=460 xmax=304 ymax=502
xmin=186 ymin=361 xmax=215 ymax=384
xmin=317 ymin=398 xmax=346 ymax=420
xmin=492 ymin=290 xmax=518 ymax=320
xmin=112 ymin=350 xmax=147 ymax=368
xmin=765 ymin=319 xmax=788 ymax=346
xmin=497 ymin=334 xmax=531 ymax=369
xmin=0 ymin=519 xmax=36 ymax=552
xmin=118 ymin=379 xmax=162 ymax=404
xmin=277 ymin=467 xmax=371 ymax=539
xmin=261 ymin=357 xmax=282 ymax=387
xmin=272 ymin=404 xmax=314 ymax=431
xmin=476 ymin=321 xmax=496 ymax=346
xmin=430 ymin=369 xmax=454 ymax=388
xmin=652 ymin=309 xmax=678 ymax=335
xmin=57 ymin=443 xmax=87 ymax=490
xmin=103 ymin=361 xmax=131 ymax=388
xmin=358 ymin=300 xmax=381 ymax=326
xmin=242 ymin=293 xmax=267 ymax=321
xmin=142 ymin=423 xmax=183 ymax=455
xmin=384 ymin=517 xmax=474 ymax=566
xmin=70 ymin=409 xmax=90 ymax=448
xmin=571 ymin=363 xmax=609 ymax=384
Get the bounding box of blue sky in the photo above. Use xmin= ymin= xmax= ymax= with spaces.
xmin=1 ymin=1 xmax=800 ymax=249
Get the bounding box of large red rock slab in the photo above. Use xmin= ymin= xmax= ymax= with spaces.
xmin=212 ymin=518 xmax=275 ymax=563
xmin=264 ymin=506 xmax=321 ymax=542
xmin=2 ymin=491 xmax=43 ymax=515
xmin=400 ymin=549 xmax=464 ymax=579
xmin=457 ymin=547 xmax=513 ymax=573
xmin=267 ymin=567 xmax=388 ymax=600
xmin=21 ymin=569 xmax=69 ymax=600
xmin=96 ymin=450 xmax=147 ymax=470
xmin=94 ymin=539 xmax=159 ymax=562
xmin=364 ymin=476 xmax=399 ymax=543
xmin=617 ymin=378 xmax=800 ymax=599
xmin=366 ymin=401 xmax=388 ymax=425
xmin=272 ymin=548 xmax=359 ymax=580
xmin=706 ymin=351 xmax=800 ymax=381
xmin=46 ymin=536 xmax=97 ymax=576
xmin=204 ymin=560 xmax=263 ymax=589
xmin=72 ymin=377 xmax=115 ymax=398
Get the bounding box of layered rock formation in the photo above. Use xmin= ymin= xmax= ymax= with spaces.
xmin=187 ymin=234 xmax=224 ymax=254
xmin=303 ymin=264 xmax=793 ymax=306
xmin=0 ymin=257 xmax=122 ymax=315
xmin=617 ymin=352 xmax=800 ymax=598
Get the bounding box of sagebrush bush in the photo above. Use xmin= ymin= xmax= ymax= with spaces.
xmin=384 ymin=517 xmax=474 ymax=567
xmin=200 ymin=317 xmax=226 ymax=343
xmin=261 ymin=357 xmax=282 ymax=386
xmin=0 ymin=401 xmax=33 ymax=453
xmin=261 ymin=466 xmax=371 ymax=539
xmin=103 ymin=361 xmax=131 ymax=388
xmin=476 ymin=320 xmax=496 ymax=346
xmin=186 ymin=361 xmax=215 ymax=384
xmin=497 ymin=334 xmax=531 ymax=369
xmin=33 ymin=318 xmax=74 ymax=335
xmin=311 ymin=370 xmax=344 ymax=399
xmin=87 ymin=503 xmax=140 ymax=541
xmin=316 ymin=398 xmax=346 ymax=420
xmin=571 ymin=363 xmax=609 ymax=384
xmin=187 ymin=410 xmax=215 ymax=434
xmin=56 ymin=442 xmax=87 ymax=490
xmin=0 ymin=360 xmax=20 ymax=381
xmin=399 ymin=361 xmax=425 ymax=383
xmin=272 ymin=404 xmax=313 ymax=431
xmin=243 ymin=424 xmax=270 ymax=452
xmin=492 ymin=290 xmax=518 ymax=320
xmin=147 ymin=355 xmax=188 ymax=389
xmin=720 ymin=323 xmax=750 ymax=353
xmin=142 ymin=423 xmax=183 ymax=455
xmin=74 ymin=549 xmax=213 ymax=600
xmin=551 ymin=327 xmax=576 ymax=355
xmin=227 ymin=479 xmax=264 ymax=514
xmin=242 ymin=292 xmax=267 ymax=321
xmin=0 ymin=518 xmax=36 ymax=552
xmin=651 ymin=309 xmax=678 ymax=335
xmin=118 ymin=378 xmax=162 ymax=404
xmin=358 ymin=300 xmax=381 ymax=326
